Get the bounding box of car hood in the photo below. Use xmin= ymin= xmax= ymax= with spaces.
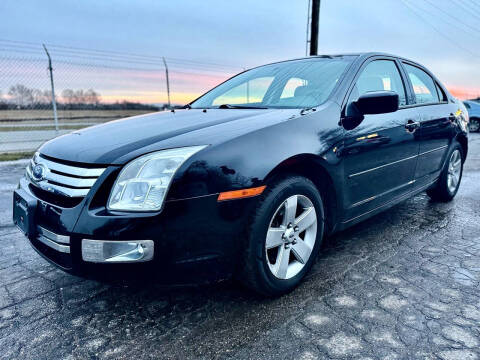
xmin=39 ymin=108 xmax=301 ymax=165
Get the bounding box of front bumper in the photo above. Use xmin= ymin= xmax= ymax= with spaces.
xmin=15 ymin=175 xmax=256 ymax=283
xmin=34 ymin=225 xmax=154 ymax=263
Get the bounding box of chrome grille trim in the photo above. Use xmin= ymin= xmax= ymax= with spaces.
xmin=27 ymin=153 xmax=106 ymax=198
xmin=40 ymin=169 xmax=98 ymax=188
xmin=34 ymin=156 xmax=105 ymax=177
xmin=36 ymin=226 xmax=70 ymax=253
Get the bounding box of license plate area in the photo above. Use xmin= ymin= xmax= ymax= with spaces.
xmin=13 ymin=189 xmax=37 ymax=239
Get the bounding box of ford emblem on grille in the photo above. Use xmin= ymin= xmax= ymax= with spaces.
xmin=32 ymin=163 xmax=47 ymax=181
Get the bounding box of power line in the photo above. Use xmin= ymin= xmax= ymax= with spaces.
xmin=452 ymin=0 xmax=480 ymax=20
xmin=0 ymin=38 xmax=244 ymax=70
xmin=450 ymin=0 xmax=480 ymax=21
xmin=0 ymin=44 xmax=240 ymax=75
xmin=456 ymin=0 xmax=480 ymax=18
xmin=0 ymin=38 xmax=227 ymax=66
xmin=421 ymin=0 xmax=480 ymax=38
xmin=400 ymin=0 xmax=480 ymax=58
xmin=464 ymin=0 xmax=480 ymax=10
xmin=0 ymin=41 xmax=241 ymax=71
xmin=0 ymin=53 xmax=236 ymax=78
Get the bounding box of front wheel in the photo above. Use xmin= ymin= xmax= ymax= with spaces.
xmin=427 ymin=143 xmax=464 ymax=202
xmin=238 ymin=176 xmax=324 ymax=296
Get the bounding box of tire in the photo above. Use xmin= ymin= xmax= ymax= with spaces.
xmin=238 ymin=176 xmax=325 ymax=296
xmin=469 ymin=118 xmax=480 ymax=132
xmin=426 ymin=142 xmax=464 ymax=202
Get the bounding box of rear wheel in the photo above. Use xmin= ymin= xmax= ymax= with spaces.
xmin=238 ymin=176 xmax=324 ymax=296
xmin=426 ymin=143 xmax=463 ymax=202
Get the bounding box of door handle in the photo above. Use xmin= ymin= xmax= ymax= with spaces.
xmin=405 ymin=119 xmax=420 ymax=132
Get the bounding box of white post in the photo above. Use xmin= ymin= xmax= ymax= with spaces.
xmin=43 ymin=44 xmax=59 ymax=135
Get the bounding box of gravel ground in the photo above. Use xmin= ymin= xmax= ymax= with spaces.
xmin=0 ymin=134 xmax=479 ymax=360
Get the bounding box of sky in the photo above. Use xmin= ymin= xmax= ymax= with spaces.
xmin=0 ymin=0 xmax=479 ymax=104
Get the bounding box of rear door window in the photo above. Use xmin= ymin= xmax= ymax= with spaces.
xmin=403 ymin=63 xmax=440 ymax=104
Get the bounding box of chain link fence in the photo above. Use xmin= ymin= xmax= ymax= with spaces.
xmin=0 ymin=40 xmax=241 ymax=155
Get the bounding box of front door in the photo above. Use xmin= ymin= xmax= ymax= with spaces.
xmin=341 ymin=58 xmax=419 ymax=222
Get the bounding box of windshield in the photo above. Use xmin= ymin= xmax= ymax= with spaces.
xmin=190 ymin=56 xmax=355 ymax=109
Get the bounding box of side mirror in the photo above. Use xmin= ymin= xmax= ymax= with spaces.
xmin=341 ymin=91 xmax=400 ymax=130
xmin=356 ymin=91 xmax=399 ymax=115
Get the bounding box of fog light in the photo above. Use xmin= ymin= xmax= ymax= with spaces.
xmin=81 ymin=239 xmax=154 ymax=263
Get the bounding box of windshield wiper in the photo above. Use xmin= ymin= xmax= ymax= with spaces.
xmin=217 ymin=104 xmax=268 ymax=109
xmin=300 ymin=107 xmax=317 ymax=115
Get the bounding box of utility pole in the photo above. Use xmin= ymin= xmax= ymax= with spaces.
xmin=305 ymin=0 xmax=311 ymax=56
xmin=43 ymin=44 xmax=59 ymax=134
xmin=162 ymin=57 xmax=171 ymax=109
xmin=309 ymin=0 xmax=321 ymax=56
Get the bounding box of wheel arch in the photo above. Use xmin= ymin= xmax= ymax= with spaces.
xmin=456 ymin=132 xmax=468 ymax=161
xmin=264 ymin=154 xmax=339 ymax=235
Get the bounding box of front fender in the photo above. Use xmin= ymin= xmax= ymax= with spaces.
xmin=166 ymin=103 xmax=343 ymax=201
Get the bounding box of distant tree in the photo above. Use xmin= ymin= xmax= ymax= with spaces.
xmin=73 ymin=89 xmax=85 ymax=104
xmin=0 ymin=90 xmax=6 ymax=110
xmin=61 ymin=89 xmax=75 ymax=105
xmin=84 ymin=89 xmax=100 ymax=105
xmin=61 ymin=88 xmax=101 ymax=107
xmin=8 ymin=84 xmax=34 ymax=107
xmin=32 ymin=89 xmax=51 ymax=105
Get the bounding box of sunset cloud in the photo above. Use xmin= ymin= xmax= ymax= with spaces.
xmin=446 ymin=85 xmax=480 ymax=100
xmin=2 ymin=0 xmax=480 ymax=105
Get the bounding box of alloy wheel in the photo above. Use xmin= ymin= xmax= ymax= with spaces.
xmin=470 ymin=119 xmax=480 ymax=132
xmin=265 ymin=194 xmax=317 ymax=280
xmin=447 ymin=149 xmax=462 ymax=194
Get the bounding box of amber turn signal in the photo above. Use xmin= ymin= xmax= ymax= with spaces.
xmin=217 ymin=186 xmax=266 ymax=201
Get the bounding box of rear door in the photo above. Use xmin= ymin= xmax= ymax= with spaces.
xmin=401 ymin=62 xmax=456 ymax=189
xmin=341 ymin=58 xmax=420 ymax=221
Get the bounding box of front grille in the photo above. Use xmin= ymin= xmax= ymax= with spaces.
xmin=26 ymin=153 xmax=107 ymax=204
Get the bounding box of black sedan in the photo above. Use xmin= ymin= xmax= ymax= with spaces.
xmin=13 ymin=53 xmax=469 ymax=296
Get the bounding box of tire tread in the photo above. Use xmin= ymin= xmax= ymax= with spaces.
xmin=236 ymin=175 xmax=324 ymax=296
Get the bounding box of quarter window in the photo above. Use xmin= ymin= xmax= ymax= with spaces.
xmin=436 ymin=82 xmax=447 ymax=102
xmin=349 ymin=60 xmax=407 ymax=106
xmin=403 ymin=63 xmax=440 ymax=104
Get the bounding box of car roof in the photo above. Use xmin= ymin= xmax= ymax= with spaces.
xmin=257 ymin=52 xmax=426 ymax=71
xmin=258 ymin=52 xmax=454 ymax=102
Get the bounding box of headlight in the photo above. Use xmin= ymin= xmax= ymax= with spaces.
xmin=108 ymin=146 xmax=207 ymax=211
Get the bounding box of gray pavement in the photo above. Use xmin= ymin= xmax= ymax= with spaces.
xmin=0 ymin=134 xmax=480 ymax=359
